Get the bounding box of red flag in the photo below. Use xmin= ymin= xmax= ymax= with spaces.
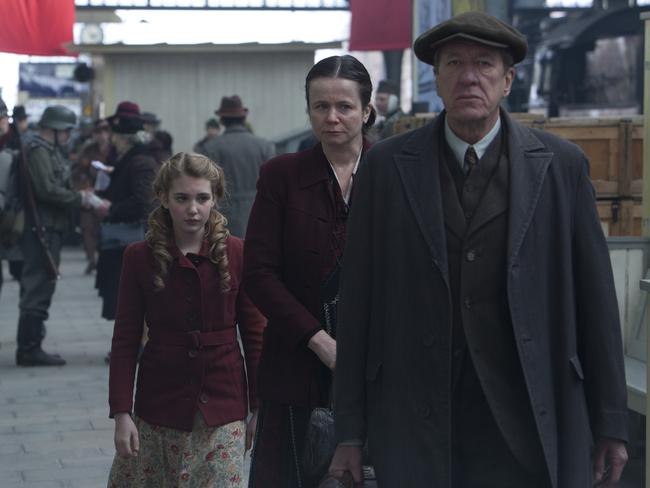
xmin=349 ymin=0 xmax=412 ymax=51
xmin=0 ymin=0 xmax=75 ymax=56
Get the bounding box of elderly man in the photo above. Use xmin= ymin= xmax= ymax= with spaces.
xmin=198 ymin=95 xmax=275 ymax=238
xmin=330 ymin=11 xmax=628 ymax=488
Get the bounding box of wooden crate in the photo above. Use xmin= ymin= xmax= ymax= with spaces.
xmin=598 ymin=200 xmax=622 ymax=237
xmin=541 ymin=119 xmax=625 ymax=198
xmin=619 ymin=199 xmax=643 ymax=236
xmin=626 ymin=121 xmax=644 ymax=198
xmin=598 ymin=199 xmax=642 ymax=237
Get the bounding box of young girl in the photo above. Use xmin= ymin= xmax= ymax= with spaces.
xmin=107 ymin=152 xmax=265 ymax=487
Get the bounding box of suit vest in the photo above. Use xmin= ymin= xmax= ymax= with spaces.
xmin=438 ymin=126 xmax=545 ymax=474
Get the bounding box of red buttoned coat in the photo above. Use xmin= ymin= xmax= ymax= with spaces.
xmin=108 ymin=236 xmax=265 ymax=432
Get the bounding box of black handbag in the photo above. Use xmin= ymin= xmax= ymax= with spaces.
xmin=99 ymin=221 xmax=144 ymax=250
xmin=303 ymin=262 xmax=341 ymax=481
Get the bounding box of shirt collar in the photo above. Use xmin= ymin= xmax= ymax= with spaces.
xmin=444 ymin=116 xmax=501 ymax=169
xmin=327 ymin=150 xmax=362 ymax=204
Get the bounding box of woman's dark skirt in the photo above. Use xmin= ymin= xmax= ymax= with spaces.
xmin=249 ymin=401 xmax=322 ymax=488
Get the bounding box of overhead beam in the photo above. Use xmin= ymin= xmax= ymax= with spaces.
xmin=75 ymin=0 xmax=349 ymax=11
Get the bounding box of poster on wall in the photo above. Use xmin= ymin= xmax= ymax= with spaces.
xmin=19 ymin=63 xmax=86 ymax=98
xmin=18 ymin=63 xmax=85 ymax=122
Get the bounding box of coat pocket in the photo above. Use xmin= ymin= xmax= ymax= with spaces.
xmin=569 ymin=355 xmax=585 ymax=380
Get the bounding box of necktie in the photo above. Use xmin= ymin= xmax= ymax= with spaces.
xmin=464 ymin=146 xmax=478 ymax=176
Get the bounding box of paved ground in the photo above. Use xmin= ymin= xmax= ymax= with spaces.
xmin=0 ymin=246 xmax=645 ymax=487
xmin=0 ymin=247 xmax=114 ymax=488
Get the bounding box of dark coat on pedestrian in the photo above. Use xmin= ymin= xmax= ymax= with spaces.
xmin=199 ymin=124 xmax=275 ymax=238
xmin=243 ymin=142 xmax=368 ymax=409
xmin=109 ymin=236 xmax=265 ymax=431
xmin=96 ymin=143 xmax=158 ymax=320
xmin=334 ymin=111 xmax=628 ymax=488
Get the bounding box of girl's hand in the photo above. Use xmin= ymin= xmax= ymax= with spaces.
xmin=114 ymin=413 xmax=139 ymax=457
xmin=246 ymin=409 xmax=258 ymax=451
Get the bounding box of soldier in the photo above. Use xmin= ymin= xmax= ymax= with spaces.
xmin=16 ymin=105 xmax=86 ymax=366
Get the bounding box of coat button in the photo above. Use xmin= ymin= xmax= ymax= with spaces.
xmin=466 ymin=250 xmax=476 ymax=262
xmin=188 ymin=349 xmax=198 ymax=358
xmin=423 ymin=335 xmax=435 ymax=347
xmin=199 ymin=394 xmax=208 ymax=404
xmin=464 ymin=211 xmax=473 ymax=220
xmin=463 ymin=297 xmax=472 ymax=310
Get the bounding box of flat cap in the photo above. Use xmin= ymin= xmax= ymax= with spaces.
xmin=414 ymin=11 xmax=528 ymax=66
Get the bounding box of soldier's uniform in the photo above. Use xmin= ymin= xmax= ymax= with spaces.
xmin=17 ymin=106 xmax=81 ymax=367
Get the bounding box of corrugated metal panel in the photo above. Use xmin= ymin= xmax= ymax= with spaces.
xmin=102 ymin=51 xmax=315 ymax=153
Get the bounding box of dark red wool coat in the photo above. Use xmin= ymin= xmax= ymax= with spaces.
xmin=109 ymin=236 xmax=265 ymax=432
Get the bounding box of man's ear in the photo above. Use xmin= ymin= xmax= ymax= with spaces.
xmin=160 ymin=192 xmax=169 ymax=209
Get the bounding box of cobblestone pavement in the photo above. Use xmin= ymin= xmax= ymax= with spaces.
xmin=0 ymin=247 xmax=114 ymax=488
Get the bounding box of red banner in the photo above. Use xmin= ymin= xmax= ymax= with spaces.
xmin=0 ymin=0 xmax=75 ymax=56
xmin=349 ymin=0 xmax=412 ymax=51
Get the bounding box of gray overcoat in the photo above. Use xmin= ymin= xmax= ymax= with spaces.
xmin=199 ymin=124 xmax=275 ymax=238
xmin=335 ymin=111 xmax=628 ymax=488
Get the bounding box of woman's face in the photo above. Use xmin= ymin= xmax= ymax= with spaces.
xmin=162 ymin=174 xmax=214 ymax=242
xmin=308 ymin=77 xmax=370 ymax=149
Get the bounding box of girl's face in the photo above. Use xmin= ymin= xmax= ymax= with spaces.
xmin=162 ymin=174 xmax=214 ymax=241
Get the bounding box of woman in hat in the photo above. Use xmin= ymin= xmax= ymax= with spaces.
xmin=95 ymin=101 xmax=158 ymax=324
xmin=243 ymin=54 xmax=376 ymax=487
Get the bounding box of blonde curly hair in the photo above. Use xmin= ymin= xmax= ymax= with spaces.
xmin=146 ymin=152 xmax=231 ymax=292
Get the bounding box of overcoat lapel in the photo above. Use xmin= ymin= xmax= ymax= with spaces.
xmin=393 ymin=117 xmax=449 ymax=286
xmin=504 ymin=112 xmax=554 ymax=267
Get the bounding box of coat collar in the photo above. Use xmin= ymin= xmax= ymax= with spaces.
xmin=223 ymin=124 xmax=249 ymax=135
xmin=170 ymin=238 xmax=211 ymax=268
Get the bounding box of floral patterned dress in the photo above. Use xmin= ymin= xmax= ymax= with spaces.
xmin=108 ymin=414 xmax=246 ymax=488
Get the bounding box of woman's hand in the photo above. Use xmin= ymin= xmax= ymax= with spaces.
xmin=246 ymin=409 xmax=259 ymax=451
xmin=308 ymin=330 xmax=336 ymax=370
xmin=114 ymin=413 xmax=139 ymax=457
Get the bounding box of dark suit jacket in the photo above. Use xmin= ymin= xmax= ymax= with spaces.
xmin=109 ymin=236 xmax=265 ymax=432
xmin=243 ymin=142 xmax=368 ymax=408
xmin=335 ymin=111 xmax=628 ymax=488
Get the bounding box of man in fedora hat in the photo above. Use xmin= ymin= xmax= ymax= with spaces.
xmin=330 ymin=11 xmax=628 ymax=488
xmin=198 ymin=95 xmax=275 ymax=238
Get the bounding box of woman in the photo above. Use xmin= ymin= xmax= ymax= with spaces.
xmin=95 ymin=101 xmax=159 ymax=321
xmin=244 ymin=55 xmax=376 ymax=487
xmin=108 ymin=152 xmax=265 ymax=487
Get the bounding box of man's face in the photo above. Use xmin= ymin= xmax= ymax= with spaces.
xmin=0 ymin=116 xmax=9 ymax=135
xmin=435 ymin=40 xmax=514 ymax=129
xmin=374 ymin=92 xmax=391 ymax=116
xmin=55 ymin=128 xmax=72 ymax=146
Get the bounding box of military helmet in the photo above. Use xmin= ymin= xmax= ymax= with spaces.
xmin=38 ymin=105 xmax=77 ymax=130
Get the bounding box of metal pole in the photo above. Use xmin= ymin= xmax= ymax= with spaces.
xmin=641 ymin=11 xmax=650 ymax=487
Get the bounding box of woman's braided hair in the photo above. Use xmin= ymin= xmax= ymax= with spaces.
xmin=146 ymin=152 xmax=230 ymax=292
